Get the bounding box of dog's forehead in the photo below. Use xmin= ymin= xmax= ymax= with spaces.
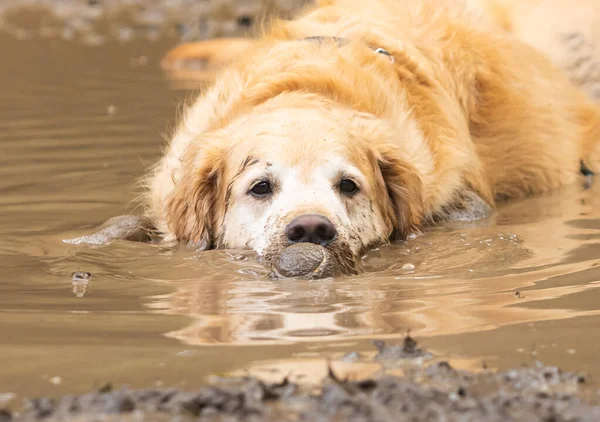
xmin=229 ymin=108 xmax=349 ymax=144
xmin=273 ymin=155 xmax=357 ymax=179
xmin=236 ymin=148 xmax=355 ymax=181
xmin=225 ymin=108 xmax=361 ymax=167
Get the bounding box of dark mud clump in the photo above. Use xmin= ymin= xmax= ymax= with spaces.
xmin=373 ymin=333 xmax=430 ymax=362
xmin=272 ymin=243 xmax=336 ymax=279
xmin=5 ymin=338 xmax=600 ymax=422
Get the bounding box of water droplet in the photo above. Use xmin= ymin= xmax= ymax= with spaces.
xmin=401 ymin=263 xmax=415 ymax=272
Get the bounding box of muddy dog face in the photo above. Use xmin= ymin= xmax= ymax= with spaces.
xmin=166 ymin=99 xmax=423 ymax=275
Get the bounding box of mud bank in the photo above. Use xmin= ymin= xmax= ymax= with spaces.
xmin=3 ymin=338 xmax=599 ymax=422
xmin=0 ymin=0 xmax=312 ymax=45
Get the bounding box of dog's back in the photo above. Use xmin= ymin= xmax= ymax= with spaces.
xmin=269 ymin=0 xmax=600 ymax=196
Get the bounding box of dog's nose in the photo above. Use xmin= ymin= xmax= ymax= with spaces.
xmin=285 ymin=214 xmax=337 ymax=246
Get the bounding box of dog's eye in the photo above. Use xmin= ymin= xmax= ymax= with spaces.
xmin=249 ymin=181 xmax=272 ymax=197
xmin=339 ymin=179 xmax=359 ymax=195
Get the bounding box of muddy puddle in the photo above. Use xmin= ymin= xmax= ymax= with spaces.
xmin=1 ymin=7 xmax=600 ymax=417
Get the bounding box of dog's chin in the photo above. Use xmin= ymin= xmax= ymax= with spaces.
xmin=325 ymin=241 xmax=362 ymax=276
xmin=259 ymin=238 xmax=361 ymax=279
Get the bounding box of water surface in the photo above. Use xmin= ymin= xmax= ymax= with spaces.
xmin=1 ymin=33 xmax=600 ymax=400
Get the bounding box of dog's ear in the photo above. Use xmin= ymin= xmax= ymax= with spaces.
xmin=165 ymin=142 xmax=226 ymax=250
xmin=371 ymin=144 xmax=424 ymax=240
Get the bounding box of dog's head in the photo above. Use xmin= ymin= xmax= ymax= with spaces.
xmin=165 ymin=94 xmax=423 ymax=275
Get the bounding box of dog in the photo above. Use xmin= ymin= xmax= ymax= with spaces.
xmin=142 ymin=0 xmax=600 ymax=276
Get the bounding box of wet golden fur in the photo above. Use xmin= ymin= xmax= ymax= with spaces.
xmin=146 ymin=0 xmax=600 ymax=273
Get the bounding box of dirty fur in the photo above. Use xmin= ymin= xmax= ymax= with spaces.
xmin=143 ymin=0 xmax=600 ymax=274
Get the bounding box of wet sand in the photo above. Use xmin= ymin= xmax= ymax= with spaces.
xmin=5 ymin=338 xmax=600 ymax=421
xmin=1 ymin=1 xmax=600 ymax=420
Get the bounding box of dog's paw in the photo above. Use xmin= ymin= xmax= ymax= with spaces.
xmin=434 ymin=190 xmax=494 ymax=222
xmin=63 ymin=215 xmax=155 ymax=246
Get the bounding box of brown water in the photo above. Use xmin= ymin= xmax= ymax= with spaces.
xmin=2 ymin=32 xmax=600 ymax=402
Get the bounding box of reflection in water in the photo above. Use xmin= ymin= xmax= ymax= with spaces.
xmin=1 ymin=33 xmax=600 ymax=398
xmin=154 ymin=187 xmax=600 ymax=347
xmin=71 ymin=279 xmax=89 ymax=298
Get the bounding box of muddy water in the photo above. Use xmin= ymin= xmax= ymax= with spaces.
xmin=2 ymin=33 xmax=600 ymax=403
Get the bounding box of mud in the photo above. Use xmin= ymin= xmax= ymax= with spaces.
xmin=3 ymin=338 xmax=599 ymax=422
xmin=0 ymin=0 xmax=312 ymax=45
xmin=273 ymin=243 xmax=336 ymax=279
xmin=63 ymin=216 xmax=337 ymax=279
xmin=2 ymin=0 xmax=600 ymax=420
xmin=63 ymin=215 xmax=154 ymax=246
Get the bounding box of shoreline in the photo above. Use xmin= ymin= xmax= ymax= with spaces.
xmin=4 ymin=338 xmax=600 ymax=421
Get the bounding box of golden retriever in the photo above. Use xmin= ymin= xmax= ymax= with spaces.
xmin=144 ymin=0 xmax=600 ymax=275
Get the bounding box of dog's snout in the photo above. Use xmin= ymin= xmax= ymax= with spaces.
xmin=285 ymin=214 xmax=337 ymax=246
